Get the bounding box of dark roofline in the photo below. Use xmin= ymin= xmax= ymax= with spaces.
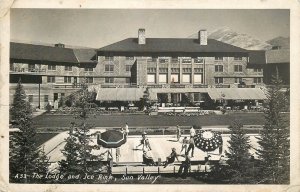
xmin=97 ymin=38 xmax=248 ymax=55
xmin=10 ymin=42 xmax=97 ymax=65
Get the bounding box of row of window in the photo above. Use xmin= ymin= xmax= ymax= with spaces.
xmin=147 ymin=74 xmax=203 ymax=84
xmin=146 ymin=74 xmax=263 ymax=84
xmin=147 ymin=66 xmax=262 ymax=73
xmin=41 ymin=65 xmax=92 ymax=72
xmin=147 ymin=68 xmax=204 ymax=73
xmin=104 ymin=65 xmax=132 ymax=72
xmin=215 ymin=77 xmax=263 ymax=84
xmin=215 ymin=65 xmax=262 ymax=73
xmin=102 ymin=56 xmax=243 ymax=62
xmin=47 ymin=76 xmax=93 ymax=83
xmin=46 ymin=76 xmax=131 ymax=84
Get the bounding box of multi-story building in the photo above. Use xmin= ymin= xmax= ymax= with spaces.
xmin=95 ymin=29 xmax=266 ymax=106
xmin=9 ymin=43 xmax=97 ymax=108
xmin=10 ymin=29 xmax=270 ymax=109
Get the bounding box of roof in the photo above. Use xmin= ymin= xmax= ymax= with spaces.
xmin=73 ymin=49 xmax=97 ymax=63
xmin=98 ymin=38 xmax=248 ymax=54
xmin=10 ymin=42 xmax=96 ymax=64
xmin=207 ymin=88 xmax=267 ymax=100
xmin=248 ymin=50 xmax=266 ymax=65
xmin=266 ymin=49 xmax=290 ymax=64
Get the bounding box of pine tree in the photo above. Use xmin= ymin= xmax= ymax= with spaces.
xmin=59 ymin=82 xmax=99 ymax=180
xmin=225 ymin=121 xmax=254 ymax=183
xmin=256 ymin=75 xmax=290 ymax=184
xmin=9 ymin=80 xmax=49 ymax=183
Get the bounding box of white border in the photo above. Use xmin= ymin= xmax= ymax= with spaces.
xmin=1 ymin=0 xmax=300 ymax=191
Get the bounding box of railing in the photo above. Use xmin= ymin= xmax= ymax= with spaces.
xmin=215 ymin=84 xmax=231 ymax=88
xmin=10 ymin=68 xmax=46 ymax=73
xmin=238 ymin=85 xmax=256 ymax=88
xmin=52 ymin=84 xmax=82 ymax=89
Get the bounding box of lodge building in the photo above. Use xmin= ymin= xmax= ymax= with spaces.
xmin=9 ymin=29 xmax=288 ymax=109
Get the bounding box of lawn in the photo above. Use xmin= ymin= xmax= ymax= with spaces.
xmin=33 ymin=113 xmax=272 ymax=128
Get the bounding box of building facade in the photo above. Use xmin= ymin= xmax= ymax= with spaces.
xmin=10 ymin=29 xmax=271 ymax=109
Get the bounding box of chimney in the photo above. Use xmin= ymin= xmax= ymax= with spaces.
xmin=54 ymin=43 xmax=65 ymax=48
xmin=138 ymin=28 xmax=146 ymax=45
xmin=198 ymin=29 xmax=207 ymax=45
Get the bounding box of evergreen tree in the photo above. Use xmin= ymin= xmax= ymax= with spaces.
xmin=59 ymin=82 xmax=99 ymax=179
xmin=9 ymin=80 xmax=49 ymax=183
xmin=256 ymin=75 xmax=290 ymax=184
xmin=225 ymin=121 xmax=254 ymax=183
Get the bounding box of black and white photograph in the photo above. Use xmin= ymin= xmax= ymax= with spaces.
xmin=1 ymin=1 xmax=299 ymax=191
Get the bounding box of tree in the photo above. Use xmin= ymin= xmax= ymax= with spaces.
xmin=59 ymin=82 xmax=99 ymax=180
xmin=9 ymin=80 xmax=49 ymax=183
xmin=256 ymin=75 xmax=290 ymax=184
xmin=225 ymin=121 xmax=254 ymax=183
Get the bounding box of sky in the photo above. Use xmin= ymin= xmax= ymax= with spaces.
xmin=10 ymin=9 xmax=289 ymax=48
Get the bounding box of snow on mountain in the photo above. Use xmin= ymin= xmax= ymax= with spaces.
xmin=189 ymin=27 xmax=272 ymax=50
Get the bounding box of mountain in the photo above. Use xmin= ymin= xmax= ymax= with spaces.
xmin=189 ymin=27 xmax=272 ymax=50
xmin=267 ymin=36 xmax=289 ymax=49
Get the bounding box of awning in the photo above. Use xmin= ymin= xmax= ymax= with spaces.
xmin=96 ymin=88 xmax=145 ymax=101
xmin=148 ymin=87 xmax=267 ymax=101
xmin=207 ymin=88 xmax=267 ymax=100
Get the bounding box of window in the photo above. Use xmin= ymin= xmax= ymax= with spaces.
xmin=234 ymin=57 xmax=243 ymax=61
xmin=194 ymin=68 xmax=203 ymax=73
xmin=147 ymin=68 xmax=156 ymax=73
xmin=254 ymin=77 xmax=263 ymax=84
xmin=215 ymin=77 xmax=223 ymax=84
xmin=234 ymin=65 xmax=243 ymax=72
xmin=194 ymin=93 xmax=200 ymax=102
xmin=215 ymin=57 xmax=223 ymax=61
xmin=64 ymin=76 xmax=72 ymax=83
xmin=125 ymin=65 xmax=132 ymax=72
xmin=215 ymin=65 xmax=223 ymax=72
xmin=171 ymin=58 xmax=179 ymax=63
xmin=182 ymin=74 xmax=191 ymax=83
xmin=28 ymin=95 xmax=33 ymax=103
xmin=47 ymin=76 xmax=55 ymax=83
xmin=65 ymin=66 xmax=72 ymax=71
xmin=126 ymin=56 xmax=134 ymax=60
xmin=147 ymin=74 xmax=156 ymax=84
xmin=194 ymin=74 xmax=203 ymax=84
xmin=159 ymin=74 xmax=167 ymax=84
xmin=105 ymin=77 xmax=114 ymax=84
xmin=171 ymin=74 xmax=179 ymax=83
xmin=48 ymin=65 xmax=56 ymax=71
xmin=182 ymin=57 xmax=192 ymax=63
xmin=171 ymin=68 xmax=179 ymax=73
xmin=44 ymin=95 xmax=49 ymax=102
xmin=159 ymin=58 xmax=168 ymax=63
xmin=84 ymin=67 xmax=93 ymax=72
xmin=105 ymin=56 xmax=113 ymax=60
xmin=254 ymin=68 xmax=262 ymax=72
xmin=61 ymin=93 xmax=65 ymax=98
xmin=28 ymin=64 xmax=35 ymax=71
xmin=235 ymin=77 xmax=243 ymax=83
xmin=105 ymin=65 xmax=114 ymax=72
xmin=159 ymin=68 xmax=168 ymax=73
xmin=182 ymin=68 xmax=192 ymax=73
xmin=194 ymin=57 xmax=204 ymax=63
xmin=86 ymin=77 xmax=93 ymax=83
